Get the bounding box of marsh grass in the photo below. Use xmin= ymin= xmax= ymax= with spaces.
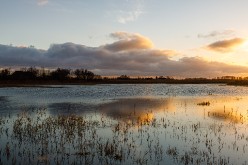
xmin=0 ymin=106 xmax=247 ymax=165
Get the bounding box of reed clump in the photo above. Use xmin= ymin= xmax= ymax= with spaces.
xmin=197 ymin=101 xmax=210 ymax=106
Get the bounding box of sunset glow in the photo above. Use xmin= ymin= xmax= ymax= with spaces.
xmin=2 ymin=2 xmax=248 ymax=164
xmin=1 ymin=0 xmax=248 ymax=77
xmin=240 ymin=40 xmax=248 ymax=52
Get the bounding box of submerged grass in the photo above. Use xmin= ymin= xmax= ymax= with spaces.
xmin=0 ymin=107 xmax=248 ymax=164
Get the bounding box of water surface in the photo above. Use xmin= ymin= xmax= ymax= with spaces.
xmin=0 ymin=84 xmax=248 ymax=164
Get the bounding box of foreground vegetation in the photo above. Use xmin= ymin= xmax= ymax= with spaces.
xmin=0 ymin=107 xmax=247 ymax=164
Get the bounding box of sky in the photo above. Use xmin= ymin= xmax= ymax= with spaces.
xmin=1 ymin=0 xmax=248 ymax=77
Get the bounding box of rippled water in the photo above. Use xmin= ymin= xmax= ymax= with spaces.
xmin=1 ymin=84 xmax=248 ymax=164
xmin=1 ymin=84 xmax=248 ymax=109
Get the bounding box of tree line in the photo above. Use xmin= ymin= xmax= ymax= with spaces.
xmin=1 ymin=67 xmax=247 ymax=85
xmin=0 ymin=67 xmax=101 ymax=81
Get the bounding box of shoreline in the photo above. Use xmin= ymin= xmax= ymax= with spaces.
xmin=1 ymin=79 xmax=248 ymax=87
xmin=0 ymin=80 xmax=231 ymax=88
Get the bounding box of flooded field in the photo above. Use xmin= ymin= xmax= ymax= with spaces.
xmin=1 ymin=84 xmax=248 ymax=164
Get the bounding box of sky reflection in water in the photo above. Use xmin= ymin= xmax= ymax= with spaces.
xmin=45 ymin=96 xmax=248 ymax=125
xmin=1 ymin=85 xmax=248 ymax=164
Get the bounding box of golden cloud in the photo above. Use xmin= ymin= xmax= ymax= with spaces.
xmin=104 ymin=32 xmax=153 ymax=52
xmin=207 ymin=38 xmax=245 ymax=53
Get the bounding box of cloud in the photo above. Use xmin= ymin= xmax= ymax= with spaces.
xmin=115 ymin=0 xmax=144 ymax=24
xmin=206 ymin=38 xmax=245 ymax=53
xmin=1 ymin=32 xmax=248 ymax=77
xmin=37 ymin=0 xmax=48 ymax=6
xmin=103 ymin=32 xmax=153 ymax=51
xmin=198 ymin=30 xmax=235 ymax=38
xmin=117 ymin=10 xmax=143 ymax=24
xmin=0 ymin=45 xmax=45 ymax=66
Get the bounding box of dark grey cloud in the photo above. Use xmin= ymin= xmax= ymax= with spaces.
xmin=0 ymin=32 xmax=248 ymax=77
xmin=207 ymin=38 xmax=245 ymax=53
xmin=0 ymin=45 xmax=45 ymax=66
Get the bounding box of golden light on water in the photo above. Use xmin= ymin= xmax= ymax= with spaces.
xmin=137 ymin=113 xmax=154 ymax=124
xmin=96 ymin=96 xmax=248 ymax=125
xmin=2 ymin=86 xmax=248 ymax=164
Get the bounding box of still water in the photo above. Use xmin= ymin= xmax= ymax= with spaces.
xmin=0 ymin=84 xmax=248 ymax=164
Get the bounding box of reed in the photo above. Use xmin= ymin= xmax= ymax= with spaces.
xmin=0 ymin=105 xmax=247 ymax=164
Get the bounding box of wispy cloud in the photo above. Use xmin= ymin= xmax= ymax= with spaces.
xmin=1 ymin=32 xmax=248 ymax=77
xmin=206 ymin=38 xmax=245 ymax=53
xmin=115 ymin=0 xmax=144 ymax=24
xmin=117 ymin=10 xmax=143 ymax=24
xmin=37 ymin=0 xmax=48 ymax=6
xmin=198 ymin=30 xmax=235 ymax=38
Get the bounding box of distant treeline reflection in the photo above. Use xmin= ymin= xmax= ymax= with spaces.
xmin=0 ymin=67 xmax=248 ymax=85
